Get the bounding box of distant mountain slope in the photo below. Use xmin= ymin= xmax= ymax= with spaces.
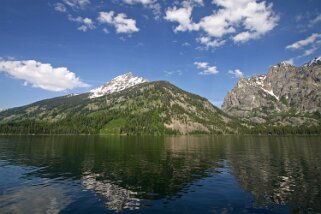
xmin=0 ymin=80 xmax=242 ymax=135
xmin=222 ymin=57 xmax=321 ymax=126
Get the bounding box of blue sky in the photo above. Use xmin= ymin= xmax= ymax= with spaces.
xmin=0 ymin=0 xmax=321 ymax=109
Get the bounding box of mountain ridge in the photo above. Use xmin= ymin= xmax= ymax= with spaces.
xmin=222 ymin=57 xmax=321 ymax=126
xmin=0 ymin=80 xmax=243 ymax=135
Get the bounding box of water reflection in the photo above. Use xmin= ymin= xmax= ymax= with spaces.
xmin=0 ymin=135 xmax=320 ymax=213
xmin=227 ymin=136 xmax=321 ymax=212
xmin=0 ymin=162 xmax=73 ymax=214
xmin=82 ymin=172 xmax=140 ymax=212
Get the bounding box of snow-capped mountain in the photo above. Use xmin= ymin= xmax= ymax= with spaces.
xmin=304 ymin=56 xmax=321 ymax=67
xmin=89 ymin=72 xmax=148 ymax=99
xmin=0 ymin=108 xmax=7 ymax=112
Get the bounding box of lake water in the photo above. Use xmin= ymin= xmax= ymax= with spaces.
xmin=0 ymin=135 xmax=320 ymax=213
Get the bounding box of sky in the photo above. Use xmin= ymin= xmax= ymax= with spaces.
xmin=0 ymin=0 xmax=321 ymax=109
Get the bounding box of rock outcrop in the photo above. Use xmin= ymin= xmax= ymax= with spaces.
xmin=222 ymin=57 xmax=321 ymax=126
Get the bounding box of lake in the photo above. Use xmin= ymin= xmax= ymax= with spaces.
xmin=0 ymin=135 xmax=320 ymax=213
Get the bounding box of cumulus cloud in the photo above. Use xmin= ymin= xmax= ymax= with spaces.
xmin=207 ymin=0 xmax=278 ymax=40
xmin=286 ymin=33 xmax=321 ymax=50
xmin=68 ymin=15 xmax=95 ymax=32
xmin=197 ymin=36 xmax=225 ymax=49
xmin=54 ymin=3 xmax=67 ymax=12
xmin=0 ymin=60 xmax=89 ymax=92
xmin=164 ymin=6 xmax=198 ymax=32
xmin=164 ymin=0 xmax=205 ymax=31
xmin=98 ymin=11 xmax=139 ymax=34
xmin=228 ymin=69 xmax=244 ymax=78
xmin=63 ymin=0 xmax=90 ymax=9
xmin=233 ymin=31 xmax=259 ymax=43
xmin=194 ymin=61 xmax=219 ymax=75
xmin=165 ymin=0 xmax=278 ymax=48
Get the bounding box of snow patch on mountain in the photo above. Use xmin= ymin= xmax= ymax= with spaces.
xmin=261 ymin=87 xmax=279 ymax=101
xmin=304 ymin=56 xmax=321 ymax=67
xmin=66 ymin=93 xmax=79 ymax=98
xmin=246 ymin=75 xmax=279 ymax=100
xmin=89 ymin=72 xmax=148 ymax=99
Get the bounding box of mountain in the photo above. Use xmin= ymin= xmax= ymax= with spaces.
xmin=303 ymin=56 xmax=321 ymax=67
xmin=0 ymin=73 xmax=242 ymax=135
xmin=222 ymin=57 xmax=321 ymax=127
xmin=89 ymin=72 xmax=147 ymax=98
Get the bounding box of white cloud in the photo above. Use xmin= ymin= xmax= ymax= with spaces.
xmin=165 ymin=0 xmax=278 ymax=48
xmin=0 ymin=60 xmax=89 ymax=92
xmin=309 ymin=14 xmax=321 ymax=27
xmin=183 ymin=0 xmax=204 ymax=7
xmin=228 ymin=69 xmax=244 ymax=78
xmin=68 ymin=15 xmax=95 ymax=32
xmin=98 ymin=11 xmax=114 ymax=23
xmin=164 ymin=6 xmax=199 ymax=32
xmin=98 ymin=11 xmax=139 ymax=34
xmin=197 ymin=36 xmax=225 ymax=48
xmin=194 ymin=61 xmax=219 ymax=75
xmin=284 ymin=58 xmax=294 ymax=65
xmin=286 ymin=33 xmax=321 ymax=50
xmin=201 ymin=0 xmax=278 ymax=40
xmin=233 ymin=31 xmax=259 ymax=43
xmin=102 ymin=28 xmax=109 ymax=34
xmin=114 ymin=14 xmax=139 ymax=33
xmin=303 ymin=46 xmax=318 ymax=56
xmin=286 ymin=33 xmax=321 ymax=60
xmin=54 ymin=3 xmax=67 ymax=13
xmin=63 ymin=0 xmax=90 ymax=9
xmin=148 ymin=3 xmax=162 ymax=19
xmin=164 ymin=1 xmax=204 ymax=31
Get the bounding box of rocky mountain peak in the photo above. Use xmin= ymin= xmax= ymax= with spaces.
xmin=89 ymin=72 xmax=148 ymax=99
xmin=268 ymin=61 xmax=294 ymax=74
xmin=304 ymin=56 xmax=321 ymax=67
xmin=279 ymin=61 xmax=293 ymax=67
xmin=222 ymin=56 xmax=321 ymax=126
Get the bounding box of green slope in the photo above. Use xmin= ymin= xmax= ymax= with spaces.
xmin=0 ymin=81 xmax=243 ymax=135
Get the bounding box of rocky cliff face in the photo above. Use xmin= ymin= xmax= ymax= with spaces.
xmin=222 ymin=58 xmax=321 ymax=126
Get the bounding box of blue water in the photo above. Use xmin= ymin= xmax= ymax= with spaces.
xmin=0 ymin=135 xmax=320 ymax=213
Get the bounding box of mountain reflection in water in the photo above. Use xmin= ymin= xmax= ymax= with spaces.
xmin=82 ymin=172 xmax=140 ymax=212
xmin=0 ymin=135 xmax=320 ymax=213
